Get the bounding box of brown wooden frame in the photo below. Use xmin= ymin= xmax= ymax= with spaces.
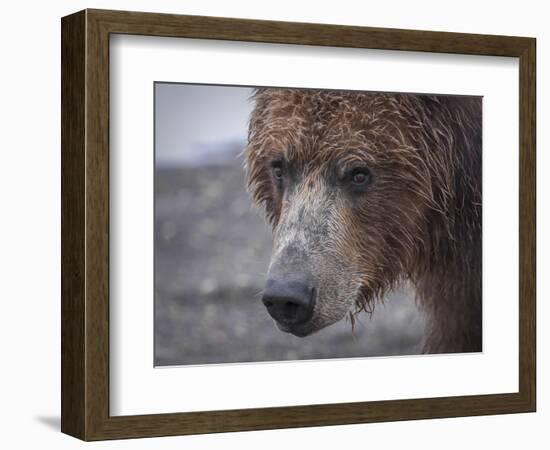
xmin=61 ymin=8 xmax=536 ymax=441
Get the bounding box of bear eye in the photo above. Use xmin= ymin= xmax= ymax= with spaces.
xmin=271 ymin=161 xmax=284 ymax=180
xmin=349 ymin=167 xmax=372 ymax=186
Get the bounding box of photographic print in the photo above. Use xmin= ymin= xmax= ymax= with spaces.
xmin=154 ymin=83 xmax=482 ymax=366
xmin=62 ymin=10 xmax=536 ymax=439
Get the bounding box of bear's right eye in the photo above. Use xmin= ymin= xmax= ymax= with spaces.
xmin=271 ymin=161 xmax=284 ymax=181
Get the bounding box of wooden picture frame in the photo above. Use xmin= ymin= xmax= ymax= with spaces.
xmin=61 ymin=9 xmax=536 ymax=441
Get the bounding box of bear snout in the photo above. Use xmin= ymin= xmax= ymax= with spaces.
xmin=261 ymin=277 xmax=316 ymax=331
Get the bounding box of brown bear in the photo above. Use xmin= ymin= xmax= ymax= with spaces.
xmin=245 ymin=88 xmax=482 ymax=354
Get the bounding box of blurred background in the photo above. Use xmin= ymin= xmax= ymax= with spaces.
xmin=154 ymin=82 xmax=425 ymax=366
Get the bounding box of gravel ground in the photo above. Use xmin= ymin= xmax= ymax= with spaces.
xmin=154 ymin=147 xmax=425 ymax=366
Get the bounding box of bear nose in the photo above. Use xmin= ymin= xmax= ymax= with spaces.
xmin=262 ymin=277 xmax=316 ymax=325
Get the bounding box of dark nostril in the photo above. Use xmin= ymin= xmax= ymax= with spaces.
xmin=261 ymin=277 xmax=316 ymax=325
xmin=284 ymin=301 xmax=299 ymax=315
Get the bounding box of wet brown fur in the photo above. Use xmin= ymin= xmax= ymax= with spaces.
xmin=245 ymin=88 xmax=482 ymax=354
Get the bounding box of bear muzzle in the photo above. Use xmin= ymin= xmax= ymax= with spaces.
xmin=261 ymin=276 xmax=317 ymax=334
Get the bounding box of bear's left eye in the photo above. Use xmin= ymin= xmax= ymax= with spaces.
xmin=349 ymin=167 xmax=372 ymax=186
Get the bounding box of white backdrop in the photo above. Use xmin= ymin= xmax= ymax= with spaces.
xmin=0 ymin=0 xmax=547 ymax=449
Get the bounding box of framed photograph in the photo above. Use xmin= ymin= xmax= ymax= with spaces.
xmin=61 ymin=9 xmax=536 ymax=440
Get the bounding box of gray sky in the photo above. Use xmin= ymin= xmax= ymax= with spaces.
xmin=155 ymin=83 xmax=254 ymax=166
